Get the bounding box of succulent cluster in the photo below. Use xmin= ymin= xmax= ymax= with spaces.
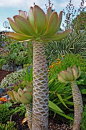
xmin=7 ymin=86 xmax=33 ymax=104
xmin=0 ymin=68 xmax=26 ymax=88
xmin=58 ymin=65 xmax=81 ymax=83
xmin=6 ymin=5 xmax=71 ymax=42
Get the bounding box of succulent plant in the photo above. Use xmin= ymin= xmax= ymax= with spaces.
xmin=7 ymin=86 xmax=33 ymax=130
xmin=58 ymin=65 xmax=81 ymax=83
xmin=58 ymin=65 xmax=83 ymax=130
xmin=7 ymin=86 xmax=33 ymax=104
xmin=6 ymin=4 xmax=71 ymax=130
xmin=6 ymin=5 xmax=71 ymax=42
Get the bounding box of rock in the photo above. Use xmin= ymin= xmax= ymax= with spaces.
xmin=2 ymin=64 xmax=9 ymax=71
xmin=17 ymin=66 xmax=22 ymax=71
xmin=8 ymin=66 xmax=13 ymax=71
xmin=0 ymin=88 xmax=5 ymax=94
xmin=2 ymin=95 xmax=9 ymax=99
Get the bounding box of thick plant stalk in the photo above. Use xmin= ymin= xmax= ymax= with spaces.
xmin=26 ymin=104 xmax=32 ymax=130
xmin=32 ymin=42 xmax=49 ymax=130
xmin=71 ymin=81 xmax=83 ymax=130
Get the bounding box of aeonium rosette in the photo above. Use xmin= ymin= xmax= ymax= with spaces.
xmin=7 ymin=85 xmax=33 ymax=104
xmin=6 ymin=5 xmax=71 ymax=42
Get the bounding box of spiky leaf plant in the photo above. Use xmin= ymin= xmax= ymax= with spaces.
xmin=58 ymin=65 xmax=83 ymax=130
xmin=6 ymin=5 xmax=71 ymax=130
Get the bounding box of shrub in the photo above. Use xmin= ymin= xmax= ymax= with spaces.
xmin=0 ymin=103 xmax=12 ymax=124
xmin=0 ymin=121 xmax=16 ymax=130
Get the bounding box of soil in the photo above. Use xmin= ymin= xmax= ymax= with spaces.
xmin=0 ymin=69 xmax=13 ymax=82
xmin=12 ymin=112 xmax=72 ymax=130
xmin=0 ymin=89 xmax=72 ymax=130
xmin=0 ymin=69 xmax=72 ymax=130
xmin=11 ymin=103 xmax=72 ymax=130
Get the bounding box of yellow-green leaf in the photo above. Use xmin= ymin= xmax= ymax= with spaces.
xmin=33 ymin=5 xmax=47 ymax=34
xmin=28 ymin=7 xmax=36 ymax=30
xmin=51 ymin=29 xmax=72 ymax=41
xmin=57 ymin=11 xmax=63 ymax=31
xmin=49 ymin=100 xmax=63 ymax=113
xmin=47 ymin=7 xmax=52 ymax=20
xmin=43 ymin=12 xmax=59 ymax=36
xmin=14 ymin=15 xmax=37 ymax=36
xmin=5 ymin=32 xmax=33 ymax=41
xmin=8 ymin=18 xmax=23 ymax=33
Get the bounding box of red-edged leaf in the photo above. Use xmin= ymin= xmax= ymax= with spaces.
xmin=51 ymin=29 xmax=72 ymax=41
xmin=43 ymin=12 xmax=59 ymax=36
xmin=8 ymin=18 xmax=23 ymax=33
xmin=47 ymin=7 xmax=53 ymax=20
xmin=42 ymin=29 xmax=71 ymax=42
xmin=5 ymin=32 xmax=33 ymax=41
xmin=14 ymin=15 xmax=37 ymax=36
xmin=57 ymin=11 xmax=63 ymax=31
xmin=19 ymin=10 xmax=27 ymax=19
xmin=33 ymin=5 xmax=47 ymax=34
xmin=28 ymin=7 xmax=36 ymax=30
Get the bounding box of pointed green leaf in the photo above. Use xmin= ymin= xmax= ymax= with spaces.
xmin=8 ymin=18 xmax=23 ymax=33
xmin=57 ymin=94 xmax=69 ymax=109
xmin=49 ymin=101 xmax=73 ymax=120
xmin=57 ymin=111 xmax=73 ymax=120
xmin=49 ymin=100 xmax=63 ymax=113
xmin=30 ymin=66 xmax=33 ymax=82
xmin=65 ymin=101 xmax=74 ymax=105
xmin=64 ymin=95 xmax=73 ymax=100
xmin=5 ymin=32 xmax=33 ymax=41
xmin=33 ymin=5 xmax=47 ymax=34
xmin=19 ymin=10 xmax=27 ymax=19
xmin=47 ymin=7 xmax=52 ymax=20
xmin=43 ymin=12 xmax=59 ymax=36
xmin=28 ymin=7 xmax=36 ymax=30
xmin=14 ymin=15 xmax=37 ymax=36
xmin=51 ymin=29 xmax=72 ymax=41
xmin=43 ymin=29 xmax=71 ymax=42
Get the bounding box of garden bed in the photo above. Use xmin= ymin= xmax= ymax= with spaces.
xmin=0 ymin=69 xmax=13 ymax=82
xmin=12 ymin=112 xmax=72 ymax=130
xmin=0 ymin=88 xmax=72 ymax=130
